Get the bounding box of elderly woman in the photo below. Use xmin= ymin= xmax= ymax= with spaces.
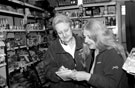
xmin=43 ymin=14 xmax=91 ymax=88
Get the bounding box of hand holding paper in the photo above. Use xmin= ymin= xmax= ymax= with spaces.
xmin=55 ymin=66 xmax=73 ymax=81
xmin=123 ymin=48 xmax=135 ymax=75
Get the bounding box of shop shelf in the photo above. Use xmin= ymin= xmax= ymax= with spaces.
xmin=0 ymin=9 xmax=24 ymax=16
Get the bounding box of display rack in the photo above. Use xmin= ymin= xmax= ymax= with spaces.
xmin=55 ymin=1 xmax=119 ymax=38
xmin=0 ymin=0 xmax=47 ymax=88
xmin=4 ymin=29 xmax=47 ymax=88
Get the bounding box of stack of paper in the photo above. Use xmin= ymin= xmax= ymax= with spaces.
xmin=122 ymin=48 xmax=135 ymax=75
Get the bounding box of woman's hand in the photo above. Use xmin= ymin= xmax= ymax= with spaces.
xmin=55 ymin=66 xmax=73 ymax=81
xmin=71 ymin=71 xmax=91 ymax=81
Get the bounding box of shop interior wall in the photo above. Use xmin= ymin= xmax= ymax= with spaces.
xmin=125 ymin=1 xmax=135 ymax=52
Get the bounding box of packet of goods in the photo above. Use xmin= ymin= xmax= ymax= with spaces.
xmin=122 ymin=48 xmax=135 ymax=75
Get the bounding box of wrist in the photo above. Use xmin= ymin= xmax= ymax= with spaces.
xmin=86 ymin=73 xmax=91 ymax=81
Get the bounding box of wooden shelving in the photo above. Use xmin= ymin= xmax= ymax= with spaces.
xmin=8 ymin=0 xmax=24 ymax=5
xmin=0 ymin=63 xmax=6 ymax=68
xmin=9 ymin=60 xmax=39 ymax=73
xmin=0 ymin=9 xmax=24 ymax=16
xmin=0 ymin=9 xmax=43 ymax=19
xmin=70 ymin=14 xmax=116 ymax=19
xmin=24 ymin=3 xmax=44 ymax=11
xmin=8 ymin=0 xmax=44 ymax=12
xmin=7 ymin=45 xmax=27 ymax=51
xmin=0 ymin=29 xmax=45 ymax=32
xmin=83 ymin=1 xmax=116 ymax=7
xmin=55 ymin=5 xmax=79 ymax=10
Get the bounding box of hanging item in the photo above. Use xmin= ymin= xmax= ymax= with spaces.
xmin=21 ymin=8 xmax=31 ymax=26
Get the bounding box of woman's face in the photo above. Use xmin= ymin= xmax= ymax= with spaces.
xmin=83 ymin=29 xmax=96 ymax=49
xmin=55 ymin=22 xmax=73 ymax=44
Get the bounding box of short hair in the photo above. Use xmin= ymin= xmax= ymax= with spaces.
xmin=52 ymin=14 xmax=72 ymax=29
